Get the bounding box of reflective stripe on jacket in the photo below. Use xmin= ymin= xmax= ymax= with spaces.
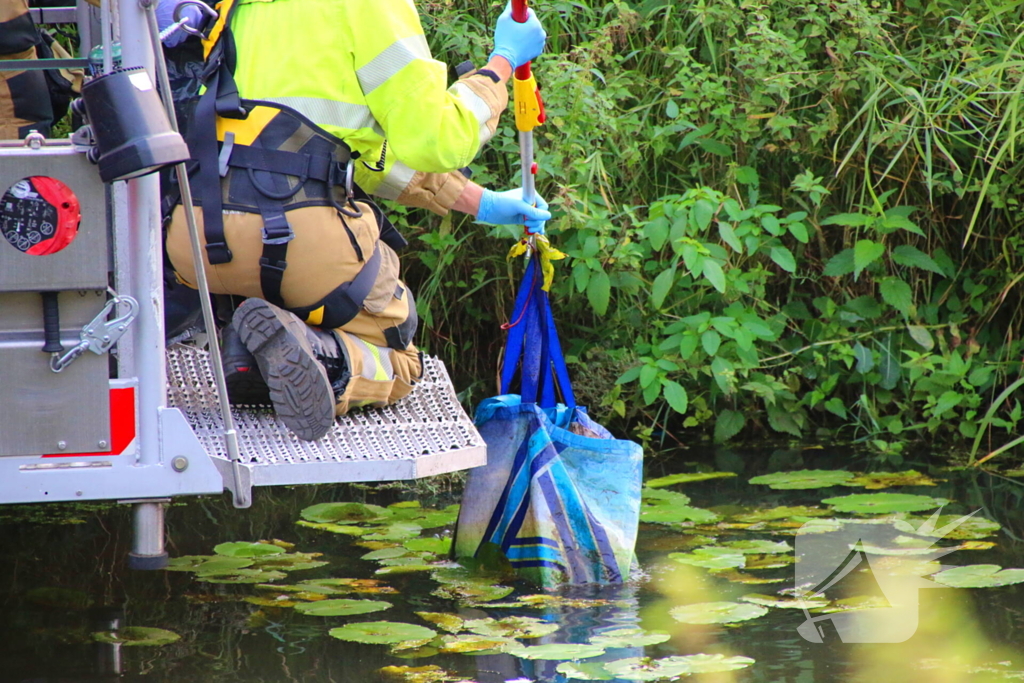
xmin=228 ymin=0 xmax=507 ymax=208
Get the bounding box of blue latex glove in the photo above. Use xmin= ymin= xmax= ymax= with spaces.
xmin=156 ymin=0 xmax=208 ymax=47
xmin=488 ymin=2 xmax=547 ymax=70
xmin=477 ymin=188 xmax=551 ymax=234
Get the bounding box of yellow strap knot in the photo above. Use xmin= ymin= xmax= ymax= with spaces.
xmin=507 ymin=235 xmax=565 ymax=292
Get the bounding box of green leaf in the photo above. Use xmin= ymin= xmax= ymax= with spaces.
xmin=675 ymin=654 xmax=755 ymax=674
xmin=718 ymin=222 xmax=742 ymax=252
xmin=587 ymin=270 xmax=611 ymax=316
xmin=823 ymin=249 xmax=855 ymax=277
xmin=845 ymin=470 xmax=940 ymax=490
xmin=465 ymin=616 xmax=560 ymax=639
xmin=770 ymin=246 xmax=796 ymax=273
xmin=668 ymin=548 xmax=746 ymax=571
xmin=761 ymin=214 xmax=783 ymax=236
xmin=722 ymin=539 xmax=791 ymax=554
xmin=300 ymin=502 xmax=392 ymax=524
xmin=749 ymin=470 xmax=855 ymax=490
xmin=509 ymin=643 xmax=607 ymax=661
xmin=679 ymin=334 xmax=699 ymax=361
xmin=555 ymin=662 xmax=614 ymax=681
xmin=711 ymin=356 xmax=735 ymax=394
xmin=880 ymin=277 xmax=914 ymax=317
xmin=822 ymin=213 xmax=872 ymax=226
xmin=665 ymin=99 xmax=679 ymax=119
xmin=933 ymin=390 xmax=963 ymax=416
xmin=92 ymin=627 xmax=180 ymax=647
xmin=701 ymin=330 xmax=721 ymax=356
xmin=293 ymin=598 xmax=392 ymax=616
xmin=853 ymin=342 xmax=874 ymax=374
xmin=931 ymin=565 xmax=1024 ymax=588
xmin=603 ymin=657 xmax=693 ymax=681
xmin=693 ymin=199 xmax=716 ymax=231
xmin=643 ymin=217 xmax=669 ymax=252
xmin=853 ymin=240 xmax=885 ymax=280
xmin=907 ymin=325 xmax=934 ymax=350
xmin=661 ymin=380 xmax=688 ymax=414
xmin=616 ymin=366 xmax=641 ymax=385
xmin=588 ymin=628 xmax=671 ymax=649
xmin=329 ymin=621 xmax=436 ymax=645
xmin=698 ymin=138 xmax=732 ymax=156
xmin=669 ymin=601 xmax=768 ymax=624
xmin=645 ymin=472 xmax=736 ymax=488
xmin=821 ymin=493 xmax=949 ymax=514
xmin=892 ymin=245 xmax=944 ymax=275
xmin=788 ymin=221 xmax=809 ymax=243
xmin=702 ymin=259 xmax=726 ymax=293
xmin=213 ymin=542 xmax=286 ymax=558
xmin=714 ymin=409 xmax=745 ymax=443
xmin=735 ymin=166 xmax=758 ymax=185
xmin=651 ymin=266 xmax=676 ymax=309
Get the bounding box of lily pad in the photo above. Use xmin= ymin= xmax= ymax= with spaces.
xmin=749 ymin=469 xmax=855 ymax=490
xmin=363 ymin=522 xmax=424 ymax=541
xmin=391 ymin=505 xmax=460 ymax=529
xmin=588 ymin=627 xmax=671 ymax=648
xmin=714 ymin=569 xmax=787 ymax=584
xmin=812 ymin=595 xmax=890 ymax=613
xmin=741 ymin=593 xmax=829 ymax=609
xmin=362 ymin=547 xmax=413 ymax=561
xmin=430 ymin=568 xmax=514 ymax=603
xmin=296 ymin=521 xmax=368 ymax=535
xmin=556 ymin=661 xmax=615 ymax=680
xmin=896 ymin=514 xmax=1001 ymax=540
xmin=645 ymin=472 xmax=737 ymax=488
xmin=213 ymin=542 xmax=285 ymax=558
xmin=722 ymin=539 xmax=792 ymax=554
xmin=197 ymin=569 xmax=288 ymax=584
xmin=640 ymin=505 xmax=719 ymax=525
xmin=508 ymin=643 xmax=607 ymax=660
xmin=437 ymin=633 xmax=517 ymax=654
xmin=376 ymin=564 xmax=441 ymax=575
xmin=931 ymin=565 xmax=1024 ymax=588
xmin=293 ymin=598 xmax=391 ymax=616
xmin=677 ymin=653 xmax=755 ymax=673
xmin=731 ymin=506 xmax=831 ymax=523
xmin=641 ymin=488 xmax=691 ymax=505
xmin=254 ymin=552 xmax=328 ymax=572
xmin=329 ymin=621 xmax=436 ymax=645
xmin=379 ymin=665 xmax=458 ymax=683
xmin=745 ymin=554 xmax=796 ymax=570
xmin=669 ymin=601 xmax=768 ymax=624
xmin=92 ymin=627 xmax=180 ymax=647
xmin=822 ymin=493 xmax=949 ymax=514
xmin=415 ymin=612 xmax=465 ymax=634
xmin=668 ymin=547 xmax=745 ymax=571
xmin=466 ymin=616 xmax=559 ymax=639
xmin=603 ymin=656 xmax=693 ymax=681
xmin=404 ymin=537 xmax=452 ymax=554
xmin=485 ymin=594 xmax=616 ymax=610
xmin=843 ymin=470 xmax=940 ymax=489
xmin=166 ymin=555 xmax=254 ymax=573
xmin=300 ymin=502 xmax=393 ymax=524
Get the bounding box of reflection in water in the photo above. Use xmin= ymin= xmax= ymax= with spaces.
xmin=2 ymin=462 xmax=1024 ymax=682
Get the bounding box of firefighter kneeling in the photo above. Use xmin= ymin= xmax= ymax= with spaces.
xmin=159 ymin=0 xmax=549 ymax=441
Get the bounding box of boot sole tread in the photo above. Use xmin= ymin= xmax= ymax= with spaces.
xmin=233 ymin=300 xmax=335 ymax=441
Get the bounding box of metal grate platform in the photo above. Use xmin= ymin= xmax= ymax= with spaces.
xmin=166 ymin=345 xmax=486 ymax=491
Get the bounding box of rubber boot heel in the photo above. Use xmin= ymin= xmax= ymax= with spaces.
xmin=232 ymin=299 xmax=335 ymax=441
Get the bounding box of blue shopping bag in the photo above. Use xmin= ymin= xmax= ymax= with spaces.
xmin=454 ymin=255 xmax=643 ymax=586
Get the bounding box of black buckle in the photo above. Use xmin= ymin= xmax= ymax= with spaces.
xmin=258 ymin=256 xmax=287 ymax=274
xmin=261 ymin=214 xmax=293 ymax=245
xmin=205 ymin=241 xmax=232 ymax=264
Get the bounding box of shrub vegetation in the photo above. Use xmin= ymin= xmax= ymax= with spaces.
xmin=402 ymin=0 xmax=1024 ymax=463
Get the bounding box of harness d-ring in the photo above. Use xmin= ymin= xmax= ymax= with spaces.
xmin=247 ymin=165 xmax=306 ymax=201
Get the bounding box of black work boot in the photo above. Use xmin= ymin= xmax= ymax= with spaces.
xmin=232 ymin=298 xmax=336 ymax=441
xmin=220 ymin=322 xmax=270 ymax=405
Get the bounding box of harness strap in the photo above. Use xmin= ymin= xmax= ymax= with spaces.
xmin=288 ymin=245 xmax=383 ymax=330
xmin=251 ymin=156 xmax=294 ymax=308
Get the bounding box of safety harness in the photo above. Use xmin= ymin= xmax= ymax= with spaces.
xmin=167 ymin=0 xmax=406 ymax=329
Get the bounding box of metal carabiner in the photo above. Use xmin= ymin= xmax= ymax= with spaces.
xmin=172 ymin=0 xmax=218 ymax=36
xmin=49 ymin=295 xmax=140 ymax=373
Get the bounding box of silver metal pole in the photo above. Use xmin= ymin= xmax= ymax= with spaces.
xmin=120 ymin=0 xmax=171 ymax=569
xmin=100 ymin=0 xmax=113 ymax=73
xmin=141 ymin=1 xmax=249 ymax=508
xmin=126 ymin=498 xmax=169 ymax=569
xmin=519 ymin=130 xmax=536 ymax=206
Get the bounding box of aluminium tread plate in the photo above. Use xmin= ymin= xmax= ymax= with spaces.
xmin=165 ymin=344 xmax=486 ymax=486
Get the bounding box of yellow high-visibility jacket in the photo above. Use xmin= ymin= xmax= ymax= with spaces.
xmin=228 ymin=0 xmax=507 ymax=214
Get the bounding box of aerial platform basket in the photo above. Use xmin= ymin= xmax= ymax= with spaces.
xmin=0 ymin=0 xmax=487 ymax=569
xmin=167 ymin=345 xmax=485 ymax=499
